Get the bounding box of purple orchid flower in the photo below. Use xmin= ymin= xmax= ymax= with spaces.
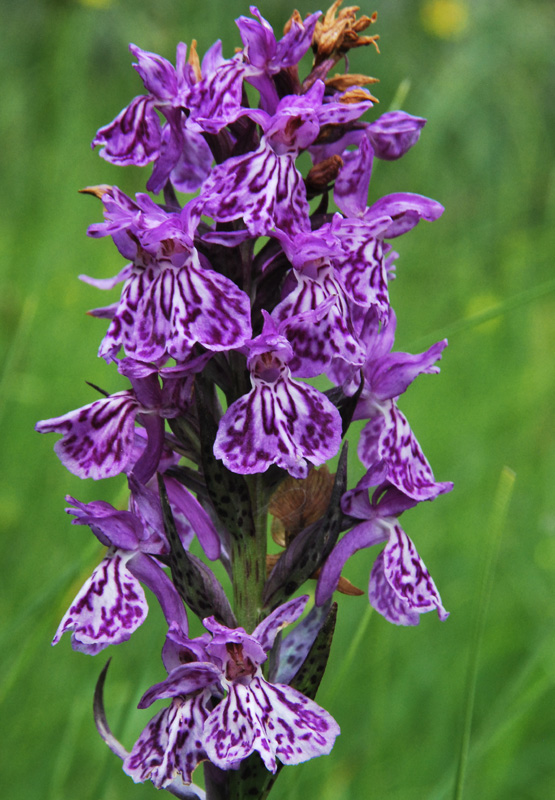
xmin=35 ymin=357 xmax=201 ymax=482
xmin=84 ymin=194 xmax=253 ymax=364
xmin=52 ymin=496 xmax=189 ymax=654
xmin=328 ymin=308 xmax=452 ymax=502
xmin=92 ymin=43 xmax=214 ymax=194
xmin=236 ymin=6 xmax=321 ymax=112
xmin=316 ymin=482 xmax=449 ymax=625
xmin=124 ymin=596 xmax=339 ymax=787
xmin=200 ymin=80 xmax=372 ymax=236
xmin=213 ymin=313 xmax=342 ymax=478
xmin=269 ymin=227 xmax=366 ymax=378
xmin=91 ymin=41 xmax=250 ymax=193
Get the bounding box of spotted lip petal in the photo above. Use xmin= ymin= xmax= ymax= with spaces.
xmin=252 ymin=595 xmax=308 ymax=653
xmin=200 ymin=142 xmax=310 ymax=237
xmin=273 ymin=265 xmax=365 ymax=378
xmin=92 ymin=95 xmax=161 ymax=167
xmin=123 ymin=695 xmax=209 ymax=788
xmin=358 ymin=402 xmax=453 ymax=502
xmin=213 ymin=373 xmax=342 ymax=479
xmin=99 ymin=254 xmax=252 ymax=364
xmin=204 ymin=676 xmax=340 ymax=772
xmin=370 ymin=524 xmax=449 ymax=624
xmin=36 ymin=391 xmax=140 ymax=480
xmin=52 ymin=549 xmax=148 ymax=655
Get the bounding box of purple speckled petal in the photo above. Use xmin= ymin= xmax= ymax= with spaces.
xmin=371 ymin=524 xmax=449 ymax=623
xmin=98 ymin=268 xmax=152 ymax=362
xmin=329 ymin=217 xmax=392 ymax=317
xmin=273 ymin=268 xmax=365 ymax=378
xmin=36 ymin=391 xmax=139 ymax=480
xmin=204 ymin=676 xmax=340 ymax=771
xmin=92 ymin=96 xmax=161 ymax=167
xmin=136 ymin=261 xmax=252 ymax=361
xmin=169 ymin=128 xmax=213 ymax=193
xmin=252 ymin=595 xmax=308 ymax=653
xmin=213 ymin=375 xmax=342 ymax=478
xmin=52 ymin=549 xmax=147 ymax=654
xmin=274 ymin=10 xmax=321 ymax=67
xmin=366 ymin=111 xmax=426 ymax=161
xmin=317 ymin=97 xmax=373 ymax=128
xmin=130 ymin=43 xmax=180 ymax=102
xmin=189 ymin=57 xmax=246 ymax=134
xmin=358 ymin=402 xmax=453 ymax=501
xmin=334 ymin=134 xmax=374 ymax=218
xmin=138 ymin=663 xmax=221 ymax=708
xmin=200 ymin=142 xmax=310 ymax=236
xmin=146 ymin=117 xmax=185 ymax=195
xmin=366 ymin=192 xmax=444 ymax=238
xmin=315 ymin=521 xmax=386 ymax=605
xmin=368 ymin=551 xmax=420 ymax=626
xmin=123 ymin=695 xmax=208 ymax=788
xmin=371 ymin=339 xmax=448 ymax=401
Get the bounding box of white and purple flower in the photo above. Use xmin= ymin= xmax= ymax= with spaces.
xmin=124 ymin=597 xmax=339 ymax=788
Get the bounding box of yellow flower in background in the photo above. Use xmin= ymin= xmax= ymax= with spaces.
xmin=76 ymin=0 xmax=113 ymax=9
xmin=420 ymin=0 xmax=469 ymax=39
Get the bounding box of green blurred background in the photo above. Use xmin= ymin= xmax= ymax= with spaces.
xmin=1 ymin=0 xmax=554 ymax=797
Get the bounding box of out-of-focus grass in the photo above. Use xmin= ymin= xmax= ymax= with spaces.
xmin=1 ymin=0 xmax=554 ymax=798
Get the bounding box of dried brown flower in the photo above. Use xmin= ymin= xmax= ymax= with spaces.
xmin=312 ymin=1 xmax=380 ymax=68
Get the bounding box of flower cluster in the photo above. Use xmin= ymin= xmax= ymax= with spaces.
xmin=37 ymin=4 xmax=451 ymax=797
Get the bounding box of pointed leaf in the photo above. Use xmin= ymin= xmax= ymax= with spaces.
xmin=290 ymin=601 xmax=338 ymax=701
xmin=93 ymin=659 xmax=129 ymax=760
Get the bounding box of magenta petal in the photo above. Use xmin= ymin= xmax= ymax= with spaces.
xmin=200 ymin=142 xmax=309 ymax=236
xmin=366 ymin=192 xmax=444 ymax=237
xmin=130 ymin=43 xmax=180 ymax=101
xmin=123 ymin=695 xmax=208 ymax=788
xmin=36 ymin=391 xmax=139 ymax=480
xmin=358 ymin=403 xmax=453 ymax=502
xmin=334 ymin=134 xmax=374 ymax=218
xmin=372 ymin=339 xmax=448 ymax=401
xmin=127 ymin=553 xmax=189 ymax=635
xmin=136 ymin=261 xmax=252 ymax=362
xmin=273 ymin=270 xmax=365 ymax=378
xmin=52 ymin=549 xmax=148 ymax=654
xmin=164 ymin=478 xmax=221 ymax=561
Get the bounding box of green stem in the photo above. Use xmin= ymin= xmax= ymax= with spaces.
xmin=230 ymin=473 xmax=268 ymax=632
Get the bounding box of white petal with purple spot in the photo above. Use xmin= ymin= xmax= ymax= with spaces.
xmin=52 ymin=549 xmax=147 ymax=654
xmin=123 ymin=694 xmax=208 ymax=788
xmin=204 ymin=676 xmax=339 ymax=772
